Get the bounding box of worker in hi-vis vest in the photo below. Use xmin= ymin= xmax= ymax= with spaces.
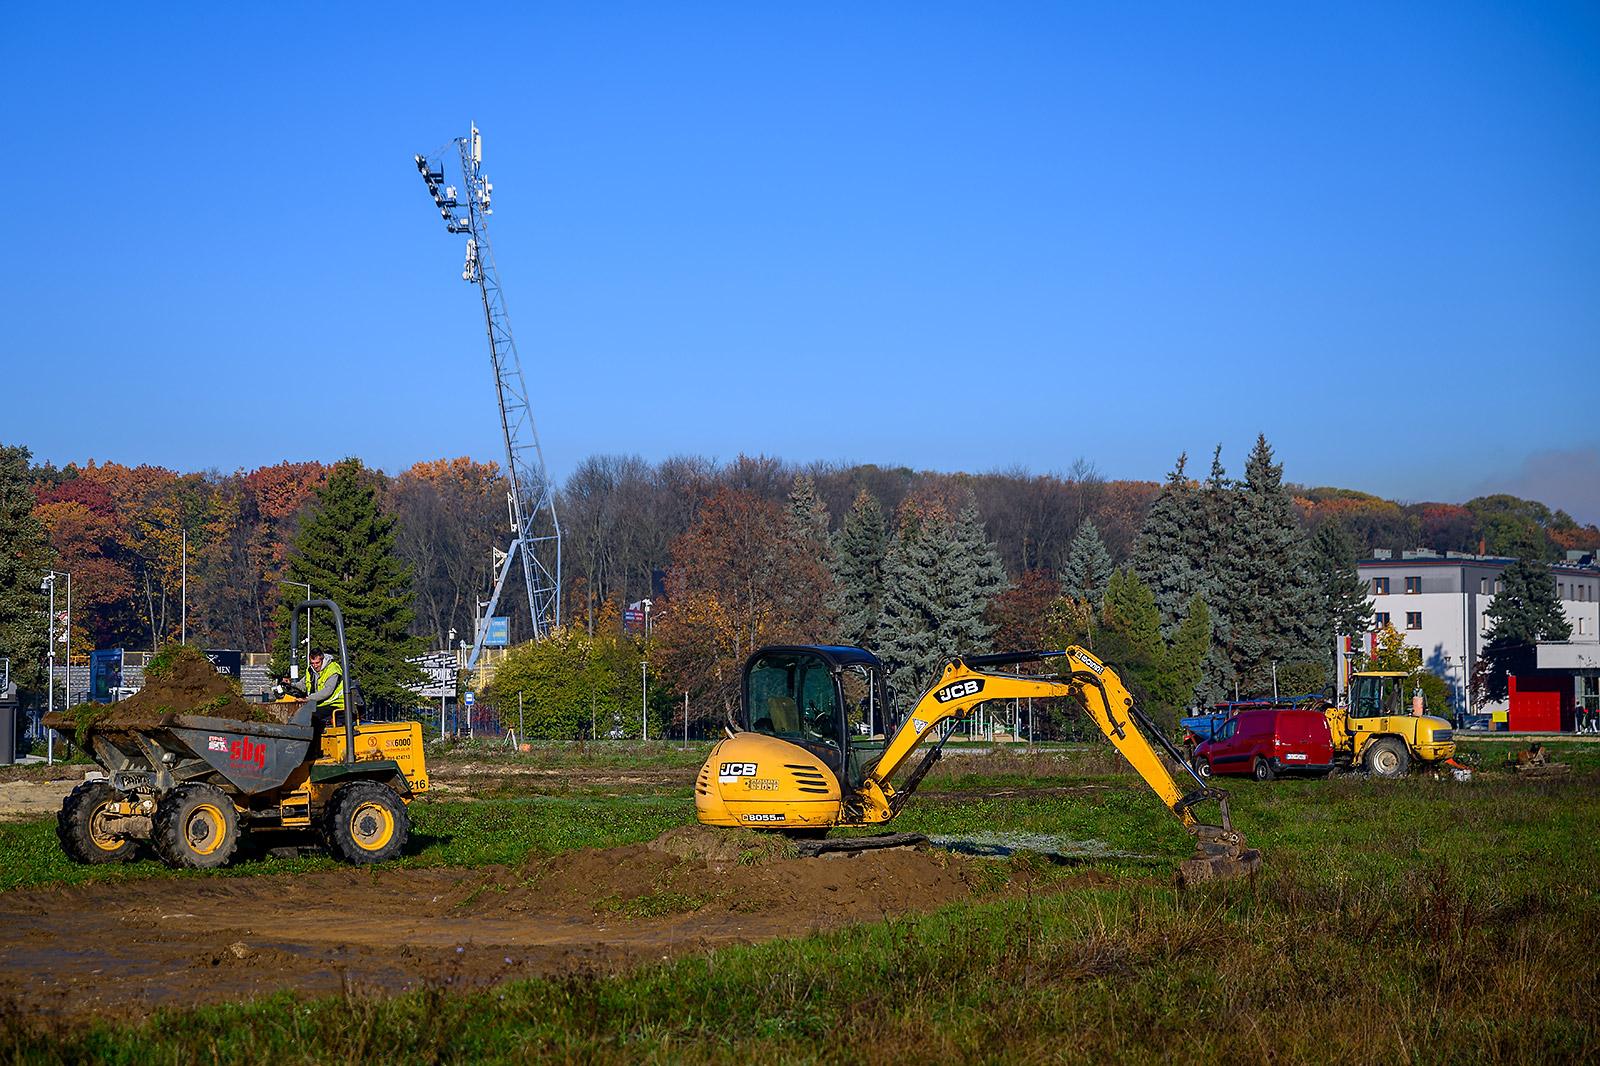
xmin=282 ymin=650 xmax=345 ymax=725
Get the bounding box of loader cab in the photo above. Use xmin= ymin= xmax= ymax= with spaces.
xmin=1348 ymin=672 xmax=1407 ymax=720
xmin=741 ymin=646 xmax=890 ymax=788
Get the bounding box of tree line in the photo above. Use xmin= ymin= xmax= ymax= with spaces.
xmin=2 ymin=437 xmax=1595 ymax=733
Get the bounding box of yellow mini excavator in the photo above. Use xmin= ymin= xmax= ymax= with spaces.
xmin=696 ymin=645 xmax=1262 ymax=884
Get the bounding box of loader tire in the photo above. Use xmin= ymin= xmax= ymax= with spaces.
xmin=1363 ymin=737 xmax=1411 ymax=779
xmin=153 ymin=783 xmax=239 ymax=869
xmin=57 ymin=781 xmax=137 ymax=864
xmin=1252 ymin=758 xmax=1276 ymax=782
xmin=322 ymin=781 xmax=408 ymax=864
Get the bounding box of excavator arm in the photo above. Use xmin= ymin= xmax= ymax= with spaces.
xmin=863 ymin=646 xmax=1261 ymax=885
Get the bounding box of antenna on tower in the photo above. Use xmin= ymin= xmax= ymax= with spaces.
xmin=414 ymin=124 xmax=562 ymax=669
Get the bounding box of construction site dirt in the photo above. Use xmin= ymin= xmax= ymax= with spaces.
xmin=0 ymin=827 xmax=991 ymax=1020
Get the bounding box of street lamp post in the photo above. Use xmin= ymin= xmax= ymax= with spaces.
xmin=41 ymin=571 xmax=70 ymax=765
xmin=641 ymin=660 xmax=648 ymax=742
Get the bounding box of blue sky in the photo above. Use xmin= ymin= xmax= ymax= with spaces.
xmin=4 ymin=2 xmax=1597 ymax=521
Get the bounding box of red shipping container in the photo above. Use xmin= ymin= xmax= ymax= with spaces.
xmin=1507 ymin=674 xmax=1568 ymax=732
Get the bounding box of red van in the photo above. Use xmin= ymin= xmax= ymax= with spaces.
xmin=1193 ymin=708 xmax=1334 ymax=781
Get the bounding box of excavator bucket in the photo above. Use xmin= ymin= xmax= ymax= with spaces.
xmin=1176 ymin=825 xmax=1263 ymax=888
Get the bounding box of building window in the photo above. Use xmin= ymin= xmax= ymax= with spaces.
xmin=1375 ymin=611 xmax=1391 ymax=628
xmin=1479 ymin=577 xmax=1489 ymax=595
xmin=1405 ymin=576 xmax=1421 ymax=594
xmin=1406 ymin=612 xmax=1422 ymax=630
xmin=1372 ymin=577 xmax=1390 ymax=595
xmin=1559 ymin=582 xmax=1565 ymax=598
xmin=1495 ymin=579 xmax=1503 ymax=594
xmin=1580 ymin=618 xmax=1589 ymax=637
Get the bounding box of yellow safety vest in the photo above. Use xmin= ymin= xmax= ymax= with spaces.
xmin=313 ymin=659 xmax=345 ymax=714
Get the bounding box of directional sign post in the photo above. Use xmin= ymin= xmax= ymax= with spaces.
xmin=464 ymin=690 xmax=476 ymax=739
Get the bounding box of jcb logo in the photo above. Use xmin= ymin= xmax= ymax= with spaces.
xmin=719 ymin=762 xmax=758 ymax=777
xmin=934 ymin=679 xmax=984 ymax=703
xmin=1073 ymin=650 xmax=1106 ymax=675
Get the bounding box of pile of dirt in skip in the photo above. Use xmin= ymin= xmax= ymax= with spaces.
xmin=451 ymin=825 xmax=989 ymax=922
xmin=43 ymin=645 xmax=298 ymax=744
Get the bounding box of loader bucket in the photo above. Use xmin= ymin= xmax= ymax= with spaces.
xmin=1176 ymin=824 xmax=1263 ymax=888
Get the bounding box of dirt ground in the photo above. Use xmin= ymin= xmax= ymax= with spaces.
xmin=0 ymin=827 xmax=993 ymax=1019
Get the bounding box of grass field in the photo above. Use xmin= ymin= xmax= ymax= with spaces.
xmin=3 ymin=739 xmax=1597 ymax=1063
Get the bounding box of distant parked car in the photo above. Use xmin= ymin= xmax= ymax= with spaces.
xmin=1192 ymin=708 xmax=1334 ymax=781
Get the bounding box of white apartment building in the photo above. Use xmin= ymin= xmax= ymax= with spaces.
xmin=1358 ymin=550 xmax=1600 ymax=721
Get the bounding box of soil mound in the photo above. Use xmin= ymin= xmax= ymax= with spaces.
xmin=457 ymin=825 xmax=985 ymax=921
xmin=43 ymin=644 xmax=294 ymax=742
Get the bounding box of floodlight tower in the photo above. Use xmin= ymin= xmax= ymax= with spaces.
xmin=414 ymin=124 xmax=561 ymax=668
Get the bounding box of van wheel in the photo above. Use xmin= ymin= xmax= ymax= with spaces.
xmin=321 ymin=781 xmax=409 ymax=864
xmin=1364 ymin=737 xmax=1410 ymax=778
xmin=1252 ymin=758 xmax=1276 ymax=782
xmin=153 ymin=784 xmax=240 ymax=869
xmin=1194 ymin=758 xmax=1212 ymax=780
xmin=58 ymin=781 xmax=138 ymax=864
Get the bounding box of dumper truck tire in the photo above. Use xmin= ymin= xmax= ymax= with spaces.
xmin=1363 ymin=737 xmax=1410 ymax=779
xmin=321 ymin=781 xmax=408 ymax=864
xmin=57 ymin=781 xmax=137 ymax=864
xmin=153 ymin=783 xmax=240 ymax=869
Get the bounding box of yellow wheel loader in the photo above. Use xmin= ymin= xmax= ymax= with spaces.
xmin=1319 ymin=671 xmax=1456 ymax=778
xmin=696 ymin=645 xmax=1262 ymax=884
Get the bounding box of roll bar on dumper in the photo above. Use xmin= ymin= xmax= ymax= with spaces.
xmin=54 ymin=599 xmax=429 ymax=869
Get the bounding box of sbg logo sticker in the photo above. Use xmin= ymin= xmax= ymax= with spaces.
xmin=719 ymin=761 xmax=758 ymax=783
xmin=934 ymin=679 xmax=984 ymax=703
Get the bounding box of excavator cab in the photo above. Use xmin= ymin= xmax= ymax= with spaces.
xmin=741 ymin=646 xmax=891 ymax=788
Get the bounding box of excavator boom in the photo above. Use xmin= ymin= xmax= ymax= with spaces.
xmin=864 ymin=646 xmax=1261 ymax=885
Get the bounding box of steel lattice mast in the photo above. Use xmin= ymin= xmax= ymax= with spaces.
xmin=415 ymin=124 xmax=561 ymax=668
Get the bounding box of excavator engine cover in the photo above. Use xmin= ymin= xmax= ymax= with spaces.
xmin=695 ymin=733 xmax=843 ymax=830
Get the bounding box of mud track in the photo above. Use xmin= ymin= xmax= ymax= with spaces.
xmin=0 ymin=827 xmax=991 ymax=1019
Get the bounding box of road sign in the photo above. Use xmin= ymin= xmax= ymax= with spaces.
xmin=465 ymin=690 xmax=475 ymax=707
xmin=409 ymin=652 xmax=458 ymax=699
xmin=483 ymin=617 xmax=510 ymax=647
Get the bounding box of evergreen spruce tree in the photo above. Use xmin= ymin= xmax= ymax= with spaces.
xmin=784 ymin=472 xmax=838 ymax=636
xmin=273 ymin=459 xmax=423 ymax=712
xmin=833 ymin=489 xmax=887 ymax=650
xmin=876 ymin=498 xmax=1005 ymax=708
xmin=876 ymin=505 xmax=950 ymax=704
xmin=1311 ymin=523 xmax=1374 ymax=687
xmin=1218 ymin=435 xmax=1320 ymax=697
xmin=948 ymin=498 xmax=1006 ymax=652
xmin=1156 ymin=595 xmax=1212 ymax=719
xmin=1474 ymin=558 xmax=1572 ymax=702
xmin=1132 ymin=454 xmax=1207 ymax=638
xmin=0 ymin=444 xmax=50 ymax=699
xmin=1098 ymin=569 xmax=1164 ymax=681
xmin=785 ymin=473 xmax=832 ymax=561
xmin=1061 ymin=520 xmax=1114 ymax=607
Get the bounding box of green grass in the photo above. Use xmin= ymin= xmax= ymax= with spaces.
xmin=4 ymin=751 xmax=1598 ymax=1062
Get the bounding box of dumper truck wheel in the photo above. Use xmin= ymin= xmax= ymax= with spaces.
xmin=322 ymin=781 xmax=408 ymax=864
xmin=57 ymin=781 xmax=137 ymax=864
xmin=153 ymin=784 xmax=240 ymax=869
xmin=1363 ymin=737 xmax=1410 ymax=779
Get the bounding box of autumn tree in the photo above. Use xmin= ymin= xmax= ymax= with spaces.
xmin=652 ymin=488 xmax=832 ymax=727
xmin=388 ymin=457 xmax=506 ymax=647
xmin=1359 ymin=624 xmax=1454 ymax=716
xmin=273 ymin=459 xmax=422 ymax=712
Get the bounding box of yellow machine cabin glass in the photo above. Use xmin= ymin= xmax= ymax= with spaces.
xmin=746 ymin=651 xmax=840 ymax=747
xmin=1350 ymin=675 xmax=1404 ymax=718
